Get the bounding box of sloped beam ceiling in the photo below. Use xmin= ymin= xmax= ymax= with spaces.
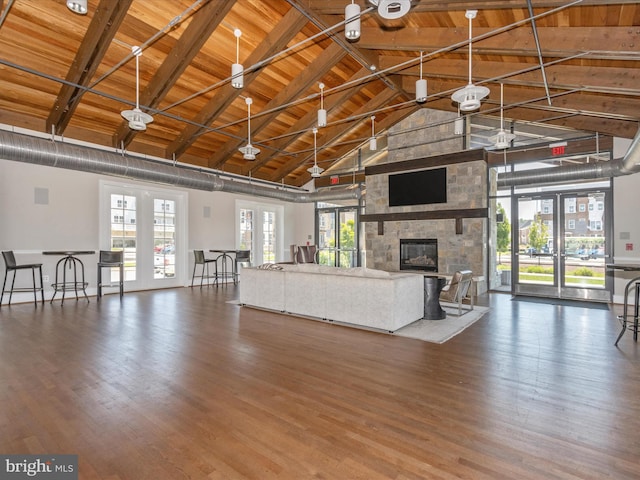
xmin=167 ymin=7 xmax=309 ymax=159
xmin=397 ymin=74 xmax=640 ymax=139
xmin=208 ymin=42 xmax=347 ymax=170
xmin=242 ymin=67 xmax=376 ymax=178
xmin=270 ymin=88 xmax=404 ymax=183
xmin=111 ymin=0 xmax=235 ymax=149
xmin=291 ymin=1 xmax=413 ymax=106
xmin=46 ymin=0 xmax=133 ymax=134
xmin=323 ymin=105 xmax=414 ymax=175
xmin=384 ymin=58 xmax=640 ymax=96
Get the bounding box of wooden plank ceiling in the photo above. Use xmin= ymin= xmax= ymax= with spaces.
xmin=0 ymin=0 xmax=639 ymax=187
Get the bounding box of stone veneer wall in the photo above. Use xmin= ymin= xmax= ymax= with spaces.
xmin=364 ymin=109 xmax=487 ymax=290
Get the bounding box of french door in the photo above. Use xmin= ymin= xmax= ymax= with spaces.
xmin=317 ymin=206 xmax=359 ymax=267
xmin=236 ymin=201 xmax=283 ymax=265
xmin=100 ymin=181 xmax=186 ymax=290
xmin=513 ymin=189 xmax=612 ymax=302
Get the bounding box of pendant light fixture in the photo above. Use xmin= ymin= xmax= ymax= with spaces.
xmin=451 ymin=10 xmax=490 ymax=112
xmin=317 ymin=82 xmax=327 ymax=128
xmin=489 ymin=83 xmax=515 ymax=149
xmin=238 ymin=97 xmax=260 ymax=160
xmin=416 ymin=51 xmax=427 ymax=103
xmin=307 ymin=128 xmax=324 ymax=178
xmin=369 ymin=116 xmax=377 ymax=151
xmin=369 ymin=0 xmax=411 ymax=20
xmin=345 ymin=1 xmax=361 ymax=40
xmin=121 ymin=46 xmax=153 ymax=131
xmin=231 ymin=29 xmax=243 ymax=89
xmin=66 ymin=0 xmax=87 ymax=14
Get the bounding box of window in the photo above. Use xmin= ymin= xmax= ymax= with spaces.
xmin=579 ymin=204 xmax=586 ymax=212
xmin=239 ymin=208 xmax=254 ymax=251
xmin=262 ymin=211 xmax=276 ymax=263
xmin=110 ymin=194 xmax=137 ymax=280
xmin=236 ymin=200 xmax=283 ymax=265
xmin=153 ymin=198 xmax=176 ymax=279
xmin=101 ymin=181 xmax=185 ymax=290
xmin=568 ymin=219 xmax=575 ymax=229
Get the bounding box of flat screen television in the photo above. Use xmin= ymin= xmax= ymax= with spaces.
xmin=388 ymin=167 xmax=447 ymax=207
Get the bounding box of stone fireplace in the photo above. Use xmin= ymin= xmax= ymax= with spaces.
xmin=361 ymin=109 xmax=488 ymax=295
xmin=400 ymin=239 xmax=438 ymax=272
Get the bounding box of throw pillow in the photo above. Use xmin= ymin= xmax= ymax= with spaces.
xmin=257 ymin=263 xmax=283 ymax=270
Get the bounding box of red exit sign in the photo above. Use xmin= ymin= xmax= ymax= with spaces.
xmin=549 ymin=142 xmax=567 ymax=156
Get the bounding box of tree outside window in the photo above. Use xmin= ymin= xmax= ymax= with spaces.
xmin=529 ymin=213 xmax=549 ymax=253
xmin=496 ymin=203 xmax=510 ymax=263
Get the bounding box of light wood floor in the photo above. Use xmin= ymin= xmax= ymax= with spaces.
xmin=1 ymin=287 xmax=639 ymax=479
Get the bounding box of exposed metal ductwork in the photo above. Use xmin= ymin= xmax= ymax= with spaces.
xmin=497 ymin=129 xmax=640 ymax=187
xmin=0 ymin=129 xmax=361 ymax=203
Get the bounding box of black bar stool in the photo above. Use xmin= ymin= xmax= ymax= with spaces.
xmin=191 ymin=250 xmax=217 ymax=287
xmin=97 ymin=250 xmax=124 ymax=300
xmin=1 ymin=251 xmax=45 ymax=307
xmin=234 ymin=250 xmax=251 ymax=284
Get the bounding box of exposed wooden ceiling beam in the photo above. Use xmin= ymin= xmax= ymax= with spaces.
xmin=358 ymin=26 xmax=640 ymax=57
xmin=46 ymin=0 xmax=133 ymax=135
xmin=270 ymin=88 xmax=405 ymax=183
xmin=385 ymin=57 xmax=640 ymax=96
xmin=167 ymin=7 xmax=309 ymax=160
xmin=208 ymin=42 xmax=348 ymax=170
xmin=244 ymin=67 xmax=376 ymax=178
xmin=302 ymin=0 xmax=636 ymax=15
xmin=112 ymin=0 xmax=234 ymax=149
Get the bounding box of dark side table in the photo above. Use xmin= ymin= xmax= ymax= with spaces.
xmin=423 ymin=275 xmax=447 ymax=320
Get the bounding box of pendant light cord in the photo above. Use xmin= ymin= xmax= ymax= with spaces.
xmin=247 ymin=99 xmax=252 ymax=143
xmin=468 ymin=14 xmax=472 ymax=85
xmin=134 ymin=49 xmax=141 ymax=109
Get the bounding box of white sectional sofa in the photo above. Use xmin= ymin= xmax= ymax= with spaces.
xmin=239 ymin=264 xmax=424 ymax=332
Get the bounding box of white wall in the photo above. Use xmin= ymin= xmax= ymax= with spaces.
xmin=611 ymin=137 xmax=640 ymax=303
xmin=0 ymin=159 xmax=313 ymax=302
xmin=3 ymin=139 xmax=639 ymax=304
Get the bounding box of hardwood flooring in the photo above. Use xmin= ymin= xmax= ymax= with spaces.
xmin=1 ymin=287 xmax=639 ymax=479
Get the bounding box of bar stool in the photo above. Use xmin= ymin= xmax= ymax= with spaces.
xmin=97 ymin=250 xmax=124 ymax=301
xmin=191 ymin=250 xmax=217 ymax=287
xmin=631 ymin=281 xmax=640 ymax=341
xmin=1 ymin=251 xmax=45 ymax=307
xmin=615 ymin=279 xmax=640 ymax=345
xmin=234 ymin=250 xmax=251 ymax=284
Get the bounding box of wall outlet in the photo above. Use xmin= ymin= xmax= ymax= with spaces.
xmin=43 ymin=275 xmax=49 ymax=283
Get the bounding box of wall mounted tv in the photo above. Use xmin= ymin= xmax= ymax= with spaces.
xmin=388 ymin=167 xmax=447 ymax=207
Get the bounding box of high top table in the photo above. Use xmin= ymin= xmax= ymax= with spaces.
xmin=606 ymin=263 xmax=640 ymax=345
xmin=210 ymin=249 xmax=238 ymax=285
xmin=43 ymin=250 xmax=95 ymax=304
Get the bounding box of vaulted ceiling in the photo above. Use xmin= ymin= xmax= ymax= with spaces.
xmin=1 ymin=0 xmax=639 ymax=187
